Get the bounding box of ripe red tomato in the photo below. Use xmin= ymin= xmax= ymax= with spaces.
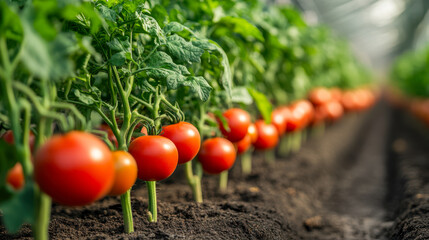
xmin=236 ymin=134 xmax=252 ymax=154
xmin=247 ymin=123 xmax=258 ymax=144
xmin=253 ymin=120 xmax=279 ymax=150
xmin=129 ymin=136 xmax=178 ymax=181
xmin=330 ymin=88 xmax=343 ymax=102
xmin=311 ymin=105 xmax=328 ymax=126
xmin=323 ymin=101 xmax=344 ymax=121
xmin=308 ymin=87 xmax=332 ymax=105
xmin=108 ymin=151 xmax=138 ymax=196
xmin=286 ymin=105 xmax=306 ymax=132
xmin=198 ymin=137 xmax=236 ymax=174
xmin=2 ymin=130 xmax=36 ymax=152
xmin=34 ymin=131 xmax=115 ymax=206
xmin=218 ymin=108 xmax=251 ymax=142
xmin=271 ymin=108 xmax=287 ymax=136
xmin=341 ymin=90 xmax=359 ymax=111
xmin=161 ymin=122 xmax=201 ymax=164
xmin=6 ymin=163 xmax=24 ymax=190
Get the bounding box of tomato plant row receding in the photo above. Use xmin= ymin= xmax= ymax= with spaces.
xmin=389 ymin=46 xmax=429 ymax=126
xmin=0 ymin=0 xmax=376 ymax=238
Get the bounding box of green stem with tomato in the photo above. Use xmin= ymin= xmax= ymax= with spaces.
xmin=184 ymin=103 xmax=207 ymax=203
xmin=241 ymin=149 xmax=253 ymax=175
xmin=219 ymin=171 xmax=228 ymax=192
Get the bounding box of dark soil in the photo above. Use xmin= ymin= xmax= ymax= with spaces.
xmin=1 ymin=101 xmax=429 ymax=239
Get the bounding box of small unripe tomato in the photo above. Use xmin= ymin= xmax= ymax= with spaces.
xmin=161 ymin=122 xmax=201 ymax=164
xmin=109 ymin=151 xmax=138 ymax=196
xmin=247 ymin=124 xmax=258 ymax=144
xmin=129 ymin=136 xmax=178 ymax=181
xmin=6 ymin=163 xmax=24 ymax=190
xmin=253 ymin=120 xmax=279 ymax=150
xmin=198 ymin=138 xmax=236 ymax=174
xmin=218 ymin=108 xmax=251 ymax=142
xmin=236 ymin=134 xmax=252 ymax=154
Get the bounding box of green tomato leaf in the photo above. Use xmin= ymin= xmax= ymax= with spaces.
xmin=247 ymin=87 xmax=272 ymax=124
xmin=137 ymin=13 xmax=166 ymax=44
xmin=146 ymin=68 xmax=186 ymax=89
xmin=20 ymin=21 xmax=51 ymax=80
xmin=231 ymin=87 xmax=253 ymax=105
xmin=146 ymin=51 xmax=190 ymax=75
xmin=96 ymin=4 xmax=117 ymax=23
xmin=165 ymin=35 xmax=204 ymax=64
xmin=0 ymin=180 xmax=35 ymax=233
xmin=151 ymin=4 xmax=169 ymax=28
xmin=163 ymin=22 xmax=195 ymax=36
xmin=179 ymin=76 xmax=212 ymax=102
xmin=73 ymin=89 xmax=96 ymax=105
xmin=212 ymin=42 xmax=232 ymax=96
xmin=109 ymin=51 xmax=126 ymax=66
xmin=217 ymin=16 xmax=264 ymax=41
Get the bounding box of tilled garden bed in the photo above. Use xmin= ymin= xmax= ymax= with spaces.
xmin=2 ymin=102 xmax=429 ymax=239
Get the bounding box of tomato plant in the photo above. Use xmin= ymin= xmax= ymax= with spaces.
xmin=0 ymin=0 xmax=376 ymax=238
xmin=129 ymin=135 xmax=178 ymax=222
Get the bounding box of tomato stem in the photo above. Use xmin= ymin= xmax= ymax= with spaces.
xmin=184 ymin=161 xmax=203 ymax=203
xmin=278 ymin=135 xmax=290 ymax=156
xmin=311 ymin=122 xmax=325 ymax=138
xmin=241 ymin=149 xmax=253 ymax=175
xmin=120 ymin=190 xmax=134 ymax=233
xmin=33 ymin=188 xmax=51 ymax=240
xmin=291 ymin=131 xmax=302 ymax=153
xmin=146 ymin=181 xmax=157 ymax=222
xmin=264 ymin=149 xmax=276 ymax=164
xmin=219 ymin=171 xmax=228 ymax=192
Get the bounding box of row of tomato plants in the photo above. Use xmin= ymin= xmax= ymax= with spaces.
xmin=389 ymin=45 xmax=429 ymax=126
xmin=0 ymin=0 xmax=374 ymax=239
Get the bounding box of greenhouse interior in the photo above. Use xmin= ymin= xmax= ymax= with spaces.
xmin=1 ymin=0 xmax=429 ymax=239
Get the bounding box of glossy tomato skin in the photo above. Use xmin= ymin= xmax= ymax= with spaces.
xmin=286 ymin=105 xmax=306 ymax=132
xmin=198 ymin=138 xmax=236 ymax=174
xmin=218 ymin=108 xmax=251 ymax=142
xmin=109 ymin=151 xmax=138 ymax=196
xmin=161 ymin=122 xmax=201 ymax=164
xmin=253 ymin=120 xmax=279 ymax=150
xmin=247 ymin=124 xmax=258 ymax=144
xmin=324 ymin=101 xmax=344 ymax=121
xmin=236 ymin=134 xmax=252 ymax=154
xmin=308 ymin=87 xmax=332 ymax=106
xmin=129 ymin=136 xmax=178 ymax=181
xmin=330 ymin=88 xmax=343 ymax=102
xmin=6 ymin=163 xmax=24 ymax=190
xmin=34 ymin=131 xmax=115 ymax=206
xmin=271 ymin=109 xmax=287 ymax=136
